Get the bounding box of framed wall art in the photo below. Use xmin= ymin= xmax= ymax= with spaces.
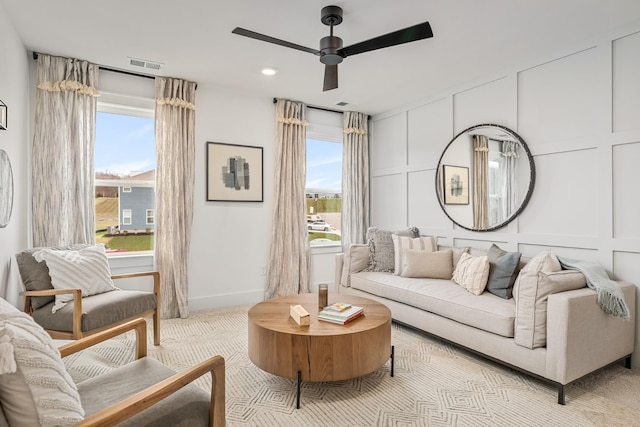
xmin=442 ymin=165 xmax=469 ymax=205
xmin=206 ymin=142 xmax=263 ymax=202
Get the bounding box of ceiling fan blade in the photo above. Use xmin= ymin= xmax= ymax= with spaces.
xmin=323 ymin=64 xmax=338 ymax=92
xmin=338 ymin=22 xmax=433 ymax=58
xmin=232 ymin=27 xmax=320 ymax=55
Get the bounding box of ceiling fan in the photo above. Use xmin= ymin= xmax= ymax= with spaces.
xmin=232 ymin=5 xmax=433 ymax=91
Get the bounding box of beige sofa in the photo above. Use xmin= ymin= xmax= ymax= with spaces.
xmin=335 ymin=243 xmax=636 ymax=404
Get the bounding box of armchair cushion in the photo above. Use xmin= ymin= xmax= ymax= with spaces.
xmin=33 ymin=244 xmax=117 ymax=313
xmin=32 ymin=290 xmax=157 ymax=333
xmin=16 ymin=244 xmax=92 ymax=310
xmin=0 ymin=306 xmax=84 ymax=425
xmin=78 ymin=358 xmax=210 ymax=426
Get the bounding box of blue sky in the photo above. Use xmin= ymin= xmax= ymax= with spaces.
xmin=95 ymin=112 xmax=155 ymax=176
xmin=306 ymin=139 xmax=342 ymax=192
xmin=96 ymin=114 xmax=341 ymax=190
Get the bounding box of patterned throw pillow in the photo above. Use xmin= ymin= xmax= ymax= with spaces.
xmin=32 ymin=244 xmax=117 ymax=313
xmin=452 ymin=252 xmax=490 ymax=295
xmin=392 ymin=235 xmax=438 ymax=275
xmin=365 ymin=227 xmax=419 ymax=272
xmin=0 ymin=310 xmax=84 ymax=425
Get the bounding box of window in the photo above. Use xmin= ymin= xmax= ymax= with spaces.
xmin=122 ymin=209 xmax=132 ymax=225
xmin=146 ymin=209 xmax=155 ymax=225
xmin=95 ymin=102 xmax=155 ymax=253
xmin=305 ymin=109 xmax=343 ymax=247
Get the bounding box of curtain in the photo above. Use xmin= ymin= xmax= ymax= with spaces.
xmin=341 ymin=111 xmax=369 ymax=248
xmin=265 ymin=99 xmax=310 ymax=298
xmin=154 ymin=77 xmax=197 ymax=319
xmin=500 ymin=140 xmax=519 ymax=220
xmin=32 ymin=54 xmax=99 ymax=247
xmin=472 ymin=135 xmax=489 ymax=230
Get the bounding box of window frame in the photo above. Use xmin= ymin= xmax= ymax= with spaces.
xmin=122 ymin=209 xmax=132 ymax=226
xmin=146 ymin=209 xmax=155 ymax=225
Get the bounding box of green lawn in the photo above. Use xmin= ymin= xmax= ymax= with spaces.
xmin=308 ymin=231 xmax=341 ymax=242
xmin=96 ymin=231 xmax=154 ymax=252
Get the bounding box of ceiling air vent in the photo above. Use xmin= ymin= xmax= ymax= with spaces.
xmin=336 ymin=101 xmax=349 ymax=107
xmin=128 ymin=57 xmax=164 ymax=72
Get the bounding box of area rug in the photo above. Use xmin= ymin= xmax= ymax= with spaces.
xmin=63 ymin=306 xmax=640 ymax=426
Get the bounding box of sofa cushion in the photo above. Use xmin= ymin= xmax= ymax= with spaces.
xmin=350 ymin=271 xmax=516 ymax=337
xmin=77 ymin=357 xmax=210 ymax=426
xmin=486 ymin=244 xmax=522 ymax=299
xmin=365 ymin=227 xmax=419 ymax=272
xmin=452 ymin=252 xmax=490 ymax=296
xmin=33 ymin=244 xmax=117 ymax=313
xmin=401 ymin=249 xmax=453 ymax=279
xmin=392 ymin=235 xmax=437 ymax=275
xmin=16 ymin=244 xmax=92 ymax=311
xmin=0 ymin=308 xmax=84 ymax=425
xmin=514 ymin=270 xmax=587 ymax=349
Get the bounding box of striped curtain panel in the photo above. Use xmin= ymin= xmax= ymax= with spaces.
xmin=265 ymin=99 xmax=310 ymax=298
xmin=154 ymin=77 xmax=197 ymax=319
xmin=341 ymin=111 xmax=370 ymax=248
xmin=32 ymin=54 xmax=99 ymax=247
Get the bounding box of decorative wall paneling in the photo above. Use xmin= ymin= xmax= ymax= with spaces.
xmin=369 ymin=24 xmax=640 ymax=366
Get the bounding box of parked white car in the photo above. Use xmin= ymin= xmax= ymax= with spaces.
xmin=308 ymin=221 xmax=331 ymax=231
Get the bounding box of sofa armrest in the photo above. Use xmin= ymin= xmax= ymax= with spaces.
xmin=545 ymin=281 xmax=636 ymax=384
xmin=339 ymin=244 xmax=370 ymax=288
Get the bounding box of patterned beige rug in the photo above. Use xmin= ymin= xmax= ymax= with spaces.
xmin=63 ymin=306 xmax=640 ymax=426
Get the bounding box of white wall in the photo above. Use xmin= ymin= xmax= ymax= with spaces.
xmin=370 ymin=23 xmax=640 ymax=367
xmin=0 ymin=3 xmax=29 ymax=306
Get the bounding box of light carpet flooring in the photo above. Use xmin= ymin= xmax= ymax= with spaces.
xmin=63 ymin=305 xmax=640 ymax=426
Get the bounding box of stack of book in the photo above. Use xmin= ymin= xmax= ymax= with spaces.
xmin=318 ymin=302 xmax=364 ymax=325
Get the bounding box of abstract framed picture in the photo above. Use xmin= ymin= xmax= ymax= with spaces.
xmin=442 ymin=165 xmax=469 ymax=205
xmin=206 ymin=142 xmax=263 ymax=202
xmin=0 ymin=100 xmax=7 ymax=130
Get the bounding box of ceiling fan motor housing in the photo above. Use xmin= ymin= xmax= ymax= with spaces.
xmin=320 ymin=36 xmax=344 ymax=64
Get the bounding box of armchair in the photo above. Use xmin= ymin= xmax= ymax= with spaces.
xmin=16 ymin=245 xmax=161 ymax=345
xmin=0 ymin=296 xmax=225 ymax=426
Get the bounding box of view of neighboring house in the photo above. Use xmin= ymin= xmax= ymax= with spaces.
xmin=95 ymin=170 xmax=155 ymax=233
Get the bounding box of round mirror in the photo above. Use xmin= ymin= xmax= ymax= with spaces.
xmin=436 ymin=124 xmax=535 ymax=231
xmin=0 ymin=149 xmax=14 ymax=228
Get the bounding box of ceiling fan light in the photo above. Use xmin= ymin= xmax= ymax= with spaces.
xmin=261 ymin=67 xmax=278 ymax=76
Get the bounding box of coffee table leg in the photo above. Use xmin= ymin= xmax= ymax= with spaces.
xmin=390 ymin=345 xmax=395 ymax=377
xmin=296 ymin=371 xmax=301 ymax=409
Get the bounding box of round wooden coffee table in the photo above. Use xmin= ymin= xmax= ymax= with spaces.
xmin=248 ymin=293 xmax=393 ymax=407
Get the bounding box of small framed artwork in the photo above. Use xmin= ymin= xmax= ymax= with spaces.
xmin=442 ymin=165 xmax=469 ymax=205
xmin=206 ymin=142 xmax=263 ymax=202
xmin=0 ymin=100 xmax=7 ymax=130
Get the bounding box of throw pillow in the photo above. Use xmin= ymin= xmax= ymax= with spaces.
xmin=486 ymin=244 xmax=522 ymax=299
xmin=0 ymin=311 xmax=84 ymax=425
xmin=365 ymin=227 xmax=419 ymax=272
xmin=513 ymin=251 xmax=562 ymax=302
xmin=452 ymin=252 xmax=490 ymax=296
xmin=401 ymin=249 xmax=453 ymax=279
xmin=15 ymin=244 xmax=93 ymax=311
xmin=392 ymin=234 xmax=437 ymax=275
xmin=450 ymin=246 xmax=470 ymax=269
xmin=513 ymin=270 xmax=586 ymax=349
xmin=340 ymin=244 xmax=370 ymax=287
xmin=32 ymin=244 xmax=117 ymax=313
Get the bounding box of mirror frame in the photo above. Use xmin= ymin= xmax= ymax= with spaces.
xmin=435 ymin=123 xmax=535 ymax=232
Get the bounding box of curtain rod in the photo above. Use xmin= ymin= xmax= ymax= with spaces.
xmin=32 ymin=52 xmax=198 ymax=89
xmin=272 ymin=97 xmax=344 ymax=115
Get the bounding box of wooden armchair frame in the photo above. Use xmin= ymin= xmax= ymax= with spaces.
xmin=59 ymin=318 xmax=225 ymax=427
xmin=23 ymin=271 xmax=161 ymax=345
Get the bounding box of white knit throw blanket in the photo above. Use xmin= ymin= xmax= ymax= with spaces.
xmin=557 ymin=256 xmax=631 ymax=320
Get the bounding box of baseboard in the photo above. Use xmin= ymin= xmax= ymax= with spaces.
xmin=188 ymin=289 xmax=265 ymax=311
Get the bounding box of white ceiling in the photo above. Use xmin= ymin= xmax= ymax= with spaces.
xmin=3 ymin=0 xmax=640 ymax=115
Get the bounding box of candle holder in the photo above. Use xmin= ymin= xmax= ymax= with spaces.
xmin=318 ymin=284 xmax=328 ymax=309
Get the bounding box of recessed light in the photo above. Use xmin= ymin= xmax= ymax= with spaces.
xmin=261 ymin=67 xmax=278 ymax=76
